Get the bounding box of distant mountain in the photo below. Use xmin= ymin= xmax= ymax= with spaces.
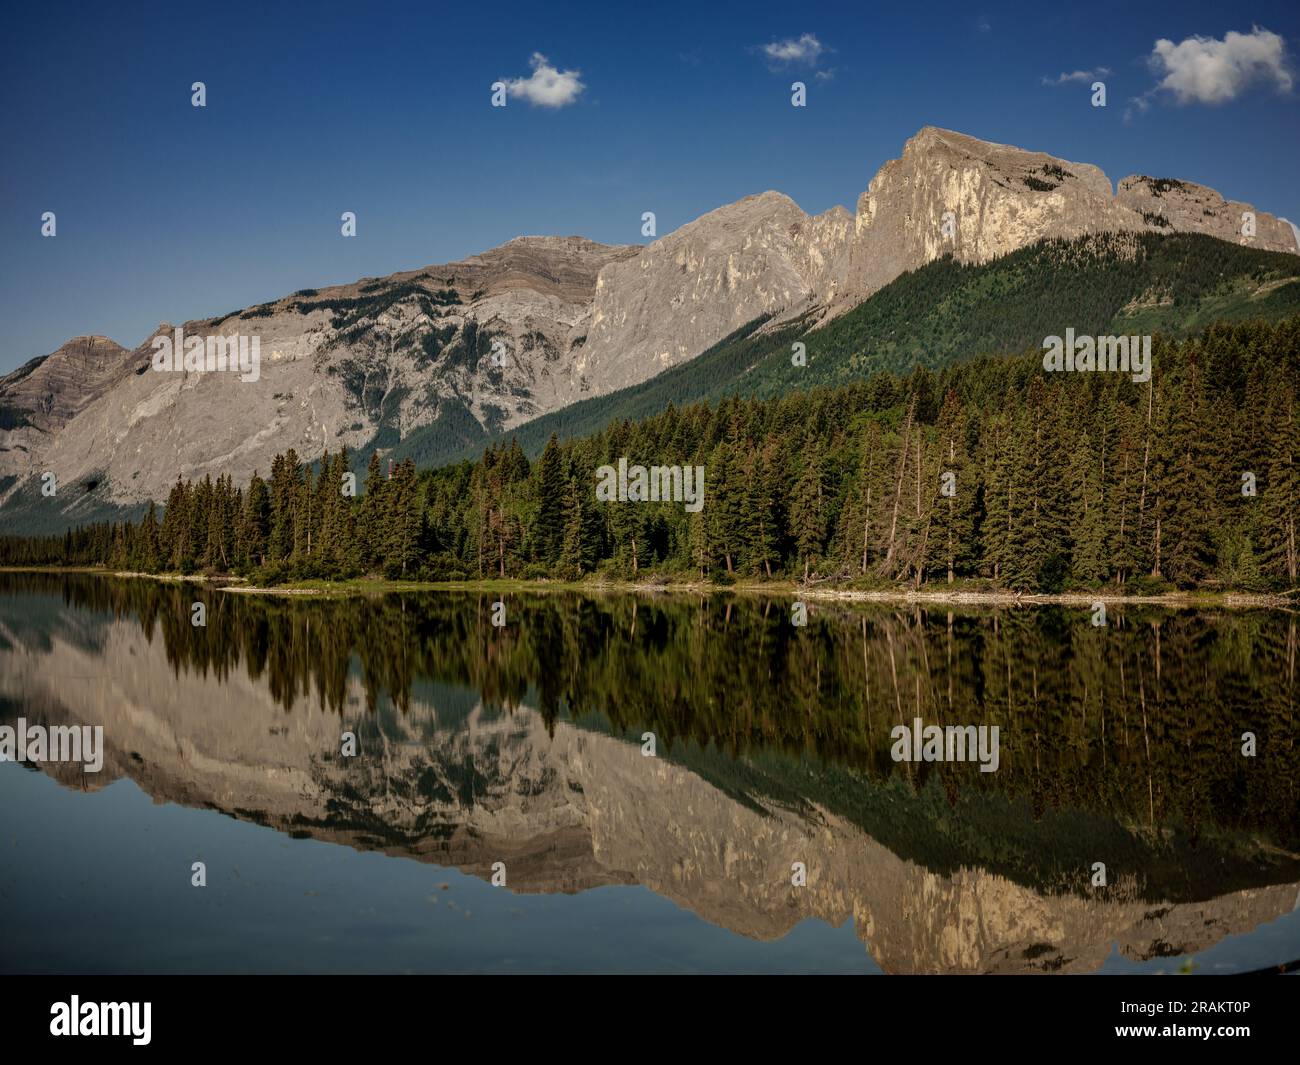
xmin=3 ymin=126 xmax=1297 ymax=531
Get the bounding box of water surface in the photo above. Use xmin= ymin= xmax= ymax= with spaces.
xmin=1 ymin=573 xmax=1297 ymax=973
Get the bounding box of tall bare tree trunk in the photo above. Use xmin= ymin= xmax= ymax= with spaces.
xmin=1138 ymin=375 xmax=1153 ymax=527
xmin=947 ymin=430 xmax=955 ymax=584
xmin=862 ymin=485 xmax=872 ymax=575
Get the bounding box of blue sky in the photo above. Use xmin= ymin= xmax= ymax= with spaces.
xmin=1 ymin=0 xmax=1297 ymax=373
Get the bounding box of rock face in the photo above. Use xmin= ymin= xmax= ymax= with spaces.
xmin=3 ymin=607 xmax=1296 ymax=974
xmin=573 ymin=192 xmax=851 ymax=395
xmin=1116 ymin=174 xmax=1300 ymax=250
xmin=0 ymin=336 xmax=133 ymax=487
xmin=2 ymin=126 xmax=1296 ymax=520
xmin=846 ymin=127 xmax=1145 ymax=295
xmin=1 ymin=237 xmax=639 ymax=514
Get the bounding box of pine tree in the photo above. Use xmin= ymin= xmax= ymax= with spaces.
xmin=1150 ymin=360 xmax=1215 ymax=585
xmin=243 ymin=473 xmax=270 ymax=569
xmin=1070 ymin=432 xmax=1108 ymax=583
xmin=689 ymin=508 xmax=711 ymax=579
xmin=268 ymin=450 xmax=302 ymax=562
xmin=161 ymin=476 xmax=192 ymax=571
xmin=981 ymin=412 xmax=1015 ymax=584
xmin=189 ymin=475 xmax=212 ymax=571
xmin=385 ymin=459 xmax=422 ymax=577
xmin=358 ymin=451 xmax=385 ymax=573
xmin=1262 ymin=382 xmax=1299 ymax=584
xmin=533 ymin=434 xmax=567 ymax=565
xmin=930 ymin=390 xmax=977 ymax=584
xmin=708 ymin=439 xmax=747 ymax=573
xmin=138 ymin=502 xmax=160 ymax=572
xmin=790 ymin=448 xmax=826 ymax=582
xmin=745 ymin=445 xmax=780 ymax=578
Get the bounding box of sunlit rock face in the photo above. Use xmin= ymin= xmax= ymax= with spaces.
xmin=0 ymin=335 xmax=133 ymax=486
xmin=0 ymin=236 xmax=640 ymax=516
xmin=844 ymin=126 xmax=1143 ymax=296
xmin=573 ymin=192 xmax=852 ymax=391
xmin=3 ymin=126 xmax=1294 ymax=522
xmin=1115 ymin=174 xmax=1300 ymax=251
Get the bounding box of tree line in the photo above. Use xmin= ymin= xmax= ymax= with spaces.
xmin=2 ymin=317 xmax=1298 ymax=592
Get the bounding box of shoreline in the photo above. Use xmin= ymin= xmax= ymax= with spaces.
xmin=2 ymin=566 xmax=1297 ymax=609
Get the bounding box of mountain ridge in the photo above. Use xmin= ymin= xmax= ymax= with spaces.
xmin=3 ymin=125 xmax=1297 ymax=530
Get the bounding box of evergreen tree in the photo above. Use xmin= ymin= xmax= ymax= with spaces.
xmin=708 ymin=439 xmax=747 ymax=573
xmin=243 ymin=473 xmax=270 ymax=570
xmin=533 ymin=434 xmax=567 ymax=565
xmin=1070 ymin=432 xmax=1108 ymax=583
xmin=791 ymin=448 xmax=826 ymax=581
xmin=358 ymin=451 xmax=386 ymax=573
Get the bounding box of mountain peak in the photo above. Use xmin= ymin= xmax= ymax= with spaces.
xmin=6 ymin=124 xmax=1298 ymax=523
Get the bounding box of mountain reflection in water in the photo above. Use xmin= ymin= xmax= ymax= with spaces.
xmin=1 ymin=572 xmax=1298 ymax=974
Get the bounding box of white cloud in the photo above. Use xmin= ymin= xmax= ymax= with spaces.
xmin=761 ymin=34 xmax=825 ymax=65
xmin=1146 ymin=26 xmax=1292 ymax=105
xmin=502 ymin=53 xmax=585 ymax=108
xmin=1123 ymin=94 xmax=1152 ymax=123
xmin=1042 ymin=67 xmax=1111 ymax=86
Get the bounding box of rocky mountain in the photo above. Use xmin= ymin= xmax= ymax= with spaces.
xmin=576 ymin=191 xmax=852 ymax=388
xmin=3 ymin=126 xmax=1296 ymax=528
xmin=843 ymin=127 xmax=1297 ymax=297
xmin=394 ymin=231 xmax=1300 ymax=469
xmin=0 ymin=237 xmax=640 ymax=525
xmin=0 ymin=336 xmax=134 ymax=492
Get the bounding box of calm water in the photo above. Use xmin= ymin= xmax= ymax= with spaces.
xmin=1 ymin=572 xmax=1297 ymax=974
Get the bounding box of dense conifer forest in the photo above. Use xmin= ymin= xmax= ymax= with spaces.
xmin=3 ymin=316 xmax=1298 ymax=593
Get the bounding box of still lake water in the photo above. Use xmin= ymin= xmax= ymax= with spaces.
xmin=1 ymin=571 xmax=1297 ymax=974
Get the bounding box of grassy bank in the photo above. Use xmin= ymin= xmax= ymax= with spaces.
xmin=3 ymin=565 xmax=1297 ymax=609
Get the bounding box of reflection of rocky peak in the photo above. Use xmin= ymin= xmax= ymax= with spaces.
xmin=4 ymin=608 xmax=1297 ymax=974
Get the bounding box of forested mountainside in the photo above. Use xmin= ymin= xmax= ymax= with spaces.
xmin=395 ymin=231 xmax=1300 ymax=469
xmin=8 ymin=126 xmax=1297 ymax=537
xmin=6 ymin=316 xmax=1298 ymax=594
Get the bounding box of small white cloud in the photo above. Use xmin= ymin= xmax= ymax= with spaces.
xmin=975 ymin=15 xmax=992 ymax=33
xmin=1123 ymin=94 xmax=1152 ymax=123
xmin=761 ymin=33 xmax=826 ymax=66
xmin=1146 ymin=26 xmax=1292 ymax=105
xmin=1042 ymin=67 xmax=1111 ymax=86
xmin=815 ymin=69 xmax=836 ymax=82
xmin=502 ymin=53 xmax=585 ymax=108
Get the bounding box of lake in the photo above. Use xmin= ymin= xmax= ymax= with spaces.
xmin=1 ymin=572 xmax=1297 ymax=974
